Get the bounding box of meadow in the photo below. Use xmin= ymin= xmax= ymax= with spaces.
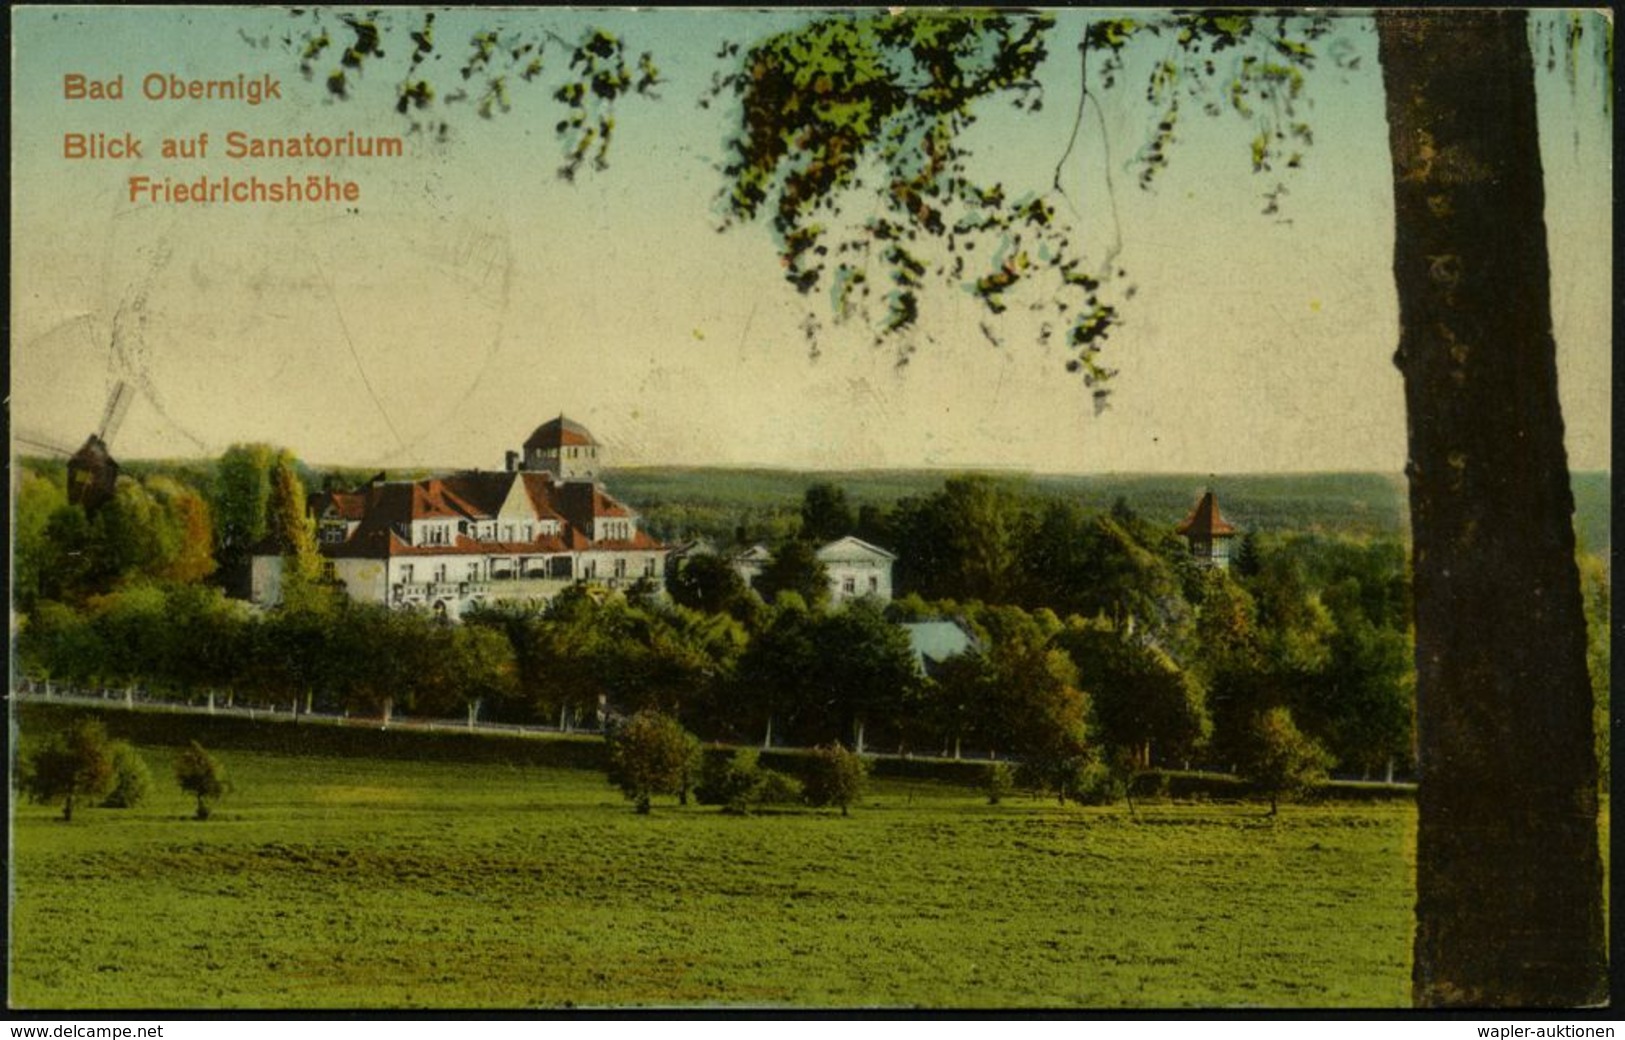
xmin=10 ymin=730 xmax=1429 ymax=1010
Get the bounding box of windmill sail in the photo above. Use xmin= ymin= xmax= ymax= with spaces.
xmin=98 ymin=380 xmax=131 ymax=442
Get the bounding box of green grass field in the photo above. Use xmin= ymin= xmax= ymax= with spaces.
xmin=10 ymin=739 xmax=1434 ymax=1010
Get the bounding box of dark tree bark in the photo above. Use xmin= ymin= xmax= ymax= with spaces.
xmin=1378 ymin=10 xmax=1606 ymax=1007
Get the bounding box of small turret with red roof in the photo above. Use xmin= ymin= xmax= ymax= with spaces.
xmin=1176 ymin=489 xmax=1238 ymax=570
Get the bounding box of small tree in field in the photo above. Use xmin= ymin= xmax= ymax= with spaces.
xmin=21 ymin=717 xmax=115 ymax=822
xmin=100 ymin=742 xmax=153 ymax=809
xmin=606 ymin=710 xmax=703 ymax=814
xmin=175 ymin=741 xmax=226 ymax=820
xmin=1240 ymin=707 xmax=1333 ymax=815
xmin=983 ymin=761 xmax=1014 ymax=805
xmin=802 ymin=743 xmax=868 ymax=816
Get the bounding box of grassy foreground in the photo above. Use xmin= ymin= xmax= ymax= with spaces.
xmin=9 ymin=740 xmax=1435 ymax=1010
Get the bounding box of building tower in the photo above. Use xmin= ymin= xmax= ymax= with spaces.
xmin=520 ymin=414 xmax=600 ymax=483
xmin=1177 ymin=489 xmax=1238 ymax=570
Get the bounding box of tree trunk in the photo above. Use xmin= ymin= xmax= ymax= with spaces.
xmin=1378 ymin=10 xmax=1605 ymax=1007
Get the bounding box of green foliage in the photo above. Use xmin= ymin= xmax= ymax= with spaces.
xmin=799 ymin=483 xmax=855 ymax=543
xmin=1239 ymin=707 xmax=1333 ymax=814
xmin=14 ymin=467 xmax=70 ymax=612
xmin=756 ymin=767 xmax=805 ymax=807
xmin=666 ymin=552 xmax=753 ymax=618
xmin=100 ymin=742 xmax=153 ymax=809
xmin=1085 ymin=12 xmax=1340 ymax=204
xmin=268 ymin=451 xmax=327 ymax=611
xmin=281 ymin=10 xmax=660 ymax=177
xmin=733 ymin=599 xmax=919 ymax=750
xmin=20 ymin=717 xmax=117 ymax=821
xmin=890 ymin=475 xmax=1031 ymax=603
xmin=754 ymin=539 xmax=830 ymax=608
xmin=710 ymin=11 xmax=1117 ymax=382
xmin=1062 ymin=623 xmax=1211 ymax=768
xmin=696 ymin=748 xmax=802 ymax=814
xmin=800 ymin=742 xmax=869 ymax=815
xmin=606 ymin=710 xmax=703 ymax=813
xmin=212 ymin=443 xmax=277 ymax=581
xmin=12 ymin=466 xmax=220 ymax=607
xmin=175 ymin=741 xmax=227 ymax=821
xmin=983 ymin=760 xmax=1014 ymax=804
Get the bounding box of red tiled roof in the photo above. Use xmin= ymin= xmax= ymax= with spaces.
xmin=311 ymin=462 xmax=659 ymax=561
xmin=438 ymin=471 xmax=514 ymax=517
xmin=1176 ymin=491 xmax=1237 ymax=538
xmin=314 ymin=490 xmax=367 ymax=521
xmin=517 ymin=471 xmax=570 ymax=523
xmin=523 ymin=415 xmax=597 ymax=450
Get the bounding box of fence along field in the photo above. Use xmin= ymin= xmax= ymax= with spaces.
xmin=7 ymin=703 xmax=1436 ymax=1009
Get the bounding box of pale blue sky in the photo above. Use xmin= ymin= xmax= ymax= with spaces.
xmin=9 ymin=8 xmax=1611 ymax=474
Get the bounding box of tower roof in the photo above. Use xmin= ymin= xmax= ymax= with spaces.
xmin=1176 ymin=490 xmax=1237 ymax=538
xmin=523 ymin=414 xmax=597 ymax=450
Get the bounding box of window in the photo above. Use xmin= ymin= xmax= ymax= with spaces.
xmin=614 ymin=558 xmax=627 ymax=578
xmin=643 ymin=557 xmax=657 ymax=577
xmin=842 ymin=577 xmax=856 ymax=595
xmin=868 ymin=576 xmax=879 ymax=593
xmin=468 ymin=562 xmax=480 ymax=581
xmin=400 ymin=564 xmax=414 ymax=584
xmin=433 ymin=563 xmax=447 ymax=583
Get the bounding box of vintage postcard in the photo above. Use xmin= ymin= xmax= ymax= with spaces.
xmin=9 ymin=6 xmax=1612 ymax=1015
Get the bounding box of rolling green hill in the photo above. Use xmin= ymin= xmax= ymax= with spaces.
xmin=606 ymin=467 xmax=1610 ymax=551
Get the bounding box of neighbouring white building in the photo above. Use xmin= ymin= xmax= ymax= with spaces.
xmin=725 ymin=535 xmax=896 ymax=606
xmin=816 ymin=535 xmax=896 ymax=605
xmin=251 ymin=415 xmax=667 ymax=619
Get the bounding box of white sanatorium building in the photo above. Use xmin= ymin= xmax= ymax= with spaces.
xmin=251 ymin=415 xmax=897 ymax=618
xmin=251 ymin=416 xmax=667 ymax=619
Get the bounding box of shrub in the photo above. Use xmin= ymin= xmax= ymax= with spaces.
xmin=175 ymin=740 xmax=226 ymax=820
xmin=606 ymin=711 xmax=703 ymax=814
xmin=1015 ymin=754 xmax=1116 ymax=806
xmin=100 ymin=742 xmax=153 ymax=809
xmin=983 ymin=761 xmax=1014 ymax=805
xmin=697 ymin=748 xmax=803 ymax=813
xmin=802 ymin=743 xmax=868 ymax=816
xmin=756 ymin=768 xmax=803 ymax=806
xmin=697 ymin=748 xmax=766 ymax=813
xmin=21 ymin=717 xmax=116 ymax=821
xmin=1068 ymin=760 xmax=1122 ymax=806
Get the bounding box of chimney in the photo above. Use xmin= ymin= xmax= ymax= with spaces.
xmin=505 ymin=450 xmax=520 ymax=473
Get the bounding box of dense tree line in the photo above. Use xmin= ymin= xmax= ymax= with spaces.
xmin=13 ymin=452 xmax=1608 ymax=799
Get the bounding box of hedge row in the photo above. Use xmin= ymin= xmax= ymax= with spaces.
xmin=14 ymin=701 xmax=608 ymax=770
xmin=15 ymin=702 xmax=1415 ymax=802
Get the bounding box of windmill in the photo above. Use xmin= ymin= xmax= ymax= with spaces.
xmin=15 ymin=382 xmax=133 ymax=515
